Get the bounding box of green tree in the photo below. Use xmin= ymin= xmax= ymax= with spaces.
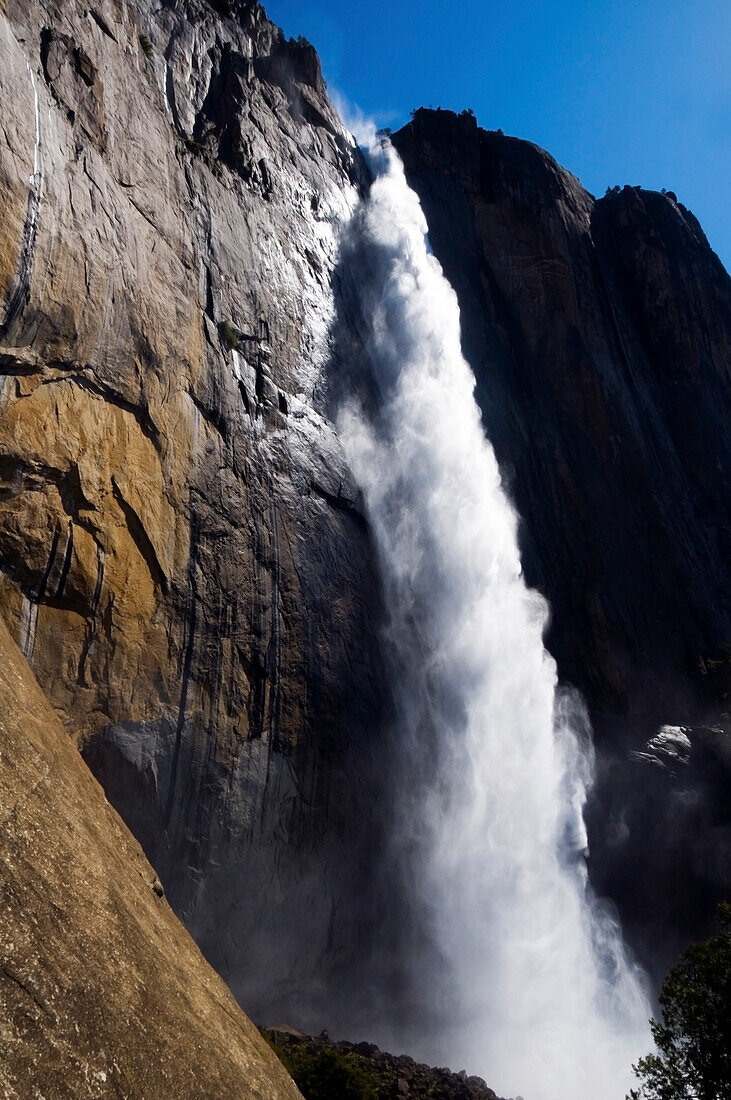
xmin=628 ymin=903 xmax=731 ymax=1099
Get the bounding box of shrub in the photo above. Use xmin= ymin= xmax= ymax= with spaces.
xmin=219 ymin=320 xmax=239 ymax=351
xmin=293 ymin=1049 xmax=376 ymax=1100
xmin=267 ymin=1041 xmax=377 ymax=1100
xmin=138 ymin=33 xmax=153 ymax=59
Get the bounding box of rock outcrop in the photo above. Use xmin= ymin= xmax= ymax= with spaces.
xmin=393 ymin=108 xmax=731 ymax=973
xmin=0 ymin=612 xmax=302 ymax=1099
xmin=262 ymin=1026 xmax=505 ymax=1100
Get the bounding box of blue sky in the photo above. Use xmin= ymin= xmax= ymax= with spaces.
xmin=264 ymin=0 xmax=730 ymax=270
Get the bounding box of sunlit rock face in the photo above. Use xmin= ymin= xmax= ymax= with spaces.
xmin=0 ymin=0 xmax=387 ymax=1015
xmin=0 ymin=614 xmax=304 ymax=1100
xmin=393 ymin=107 xmax=731 ymax=976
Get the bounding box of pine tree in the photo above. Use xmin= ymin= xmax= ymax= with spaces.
xmin=628 ymin=904 xmax=731 ymax=1100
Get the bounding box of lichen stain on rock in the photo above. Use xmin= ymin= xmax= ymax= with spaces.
xmin=0 ymin=372 xmax=185 ymax=737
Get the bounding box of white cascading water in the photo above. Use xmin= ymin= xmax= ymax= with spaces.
xmin=338 ymin=136 xmax=650 ymax=1100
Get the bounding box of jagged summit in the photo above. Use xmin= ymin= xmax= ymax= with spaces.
xmin=399 ymin=106 xmax=590 ymax=208
xmin=398 ymin=106 xmax=723 ymax=263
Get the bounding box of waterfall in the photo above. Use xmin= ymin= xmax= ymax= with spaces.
xmin=337 ymin=137 xmax=650 ymax=1100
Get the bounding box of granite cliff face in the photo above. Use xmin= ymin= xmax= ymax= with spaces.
xmin=0 ymin=0 xmax=387 ymax=1025
xmin=393 ymin=108 xmax=731 ymax=972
